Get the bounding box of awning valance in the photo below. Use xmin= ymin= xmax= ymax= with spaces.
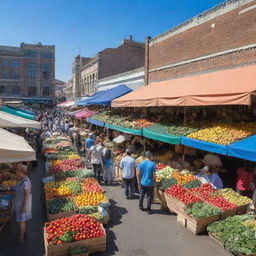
xmin=0 ymin=111 xmax=41 ymax=129
xmin=112 ymin=65 xmax=256 ymax=107
xmin=0 ymin=128 xmax=36 ymax=163
xmin=74 ymin=109 xmax=97 ymax=119
xmin=2 ymin=105 xmax=35 ymax=120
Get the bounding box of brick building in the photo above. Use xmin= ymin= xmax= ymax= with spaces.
xmin=145 ymin=0 xmax=256 ymax=84
xmin=0 ymin=42 xmax=55 ymax=102
xmin=79 ymin=36 xmax=145 ymax=96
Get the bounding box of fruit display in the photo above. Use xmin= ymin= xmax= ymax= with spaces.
xmin=205 ymin=196 xmax=237 ymax=211
xmin=49 ymin=159 xmax=84 ymax=174
xmin=155 ymin=151 xmax=174 ymax=163
xmin=46 ymin=214 xmax=105 ymax=245
xmin=81 ymin=178 xmax=104 ymax=193
xmin=88 ymin=212 xmax=104 ymax=223
xmin=187 ymin=123 xmax=256 ymax=145
xmin=47 ymin=198 xmax=75 ymax=214
xmin=74 ymin=192 xmax=108 ymax=207
xmin=207 ymin=215 xmax=256 ymax=255
xmin=93 ymin=111 xmax=154 ymax=129
xmin=2 ymin=179 xmax=17 ymax=187
xmin=220 ymin=188 xmax=252 ymax=206
xmin=185 ymin=202 xmax=222 ymax=218
xmin=156 ymin=163 xmax=166 ymax=170
xmin=189 ymin=183 xmax=220 ymax=199
xmin=172 ymin=172 xmax=195 ymax=185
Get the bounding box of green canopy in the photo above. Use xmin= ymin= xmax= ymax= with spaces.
xmin=143 ymin=125 xmax=181 ymax=144
xmin=105 ymin=123 xmax=142 ymax=136
xmin=2 ymin=106 xmax=35 ymax=120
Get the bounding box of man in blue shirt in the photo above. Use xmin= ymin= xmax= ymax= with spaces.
xmin=137 ymin=151 xmax=156 ymax=214
xmin=119 ymin=149 xmax=136 ymax=199
xmin=85 ymin=134 xmax=94 ymax=157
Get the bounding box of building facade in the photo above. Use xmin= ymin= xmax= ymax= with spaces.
xmin=79 ymin=36 xmax=145 ymax=96
xmin=0 ymin=42 xmax=55 ymax=101
xmin=98 ymin=67 xmax=144 ymax=91
xmin=145 ymin=0 xmax=256 ymax=84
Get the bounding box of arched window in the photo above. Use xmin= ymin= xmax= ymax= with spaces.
xmin=41 ymin=63 xmax=50 ymax=79
xmin=27 ymin=62 xmax=36 ymax=79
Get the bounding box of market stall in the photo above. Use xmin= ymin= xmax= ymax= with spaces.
xmin=76 ymin=91 xmax=106 ymax=106
xmin=1 ymin=105 xmax=35 ymax=120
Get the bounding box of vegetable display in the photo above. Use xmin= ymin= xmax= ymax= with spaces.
xmin=46 ymin=214 xmax=104 ymax=245
xmin=185 ymin=202 xmax=222 ymax=218
xmin=183 ymin=179 xmax=202 ymax=189
xmin=47 ymin=198 xmax=75 ymax=214
xmin=81 ymin=178 xmax=104 ymax=193
xmin=207 ymin=215 xmax=256 ymax=255
xmin=159 ymin=178 xmax=177 ymax=191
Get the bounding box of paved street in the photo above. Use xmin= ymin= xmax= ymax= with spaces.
xmin=0 ymin=156 xmax=229 ymax=256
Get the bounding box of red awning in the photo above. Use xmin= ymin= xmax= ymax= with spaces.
xmin=74 ymin=109 xmax=97 ymax=119
xmin=112 ymin=65 xmax=256 ymax=107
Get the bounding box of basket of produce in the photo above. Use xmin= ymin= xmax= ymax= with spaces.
xmin=46 ymin=197 xmax=77 ymax=221
xmin=73 ymin=193 xmax=108 ymax=208
xmin=69 ymin=245 xmax=89 ymax=256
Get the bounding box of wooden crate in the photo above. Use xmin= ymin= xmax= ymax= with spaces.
xmin=157 ymin=189 xmax=168 ymax=209
xmin=208 ymin=232 xmax=224 ymax=249
xmin=236 ymin=204 xmax=249 ymax=215
xmin=44 ymin=225 xmax=106 ymax=256
xmin=177 ymin=214 xmax=187 ymax=227
xmin=46 ymin=198 xmax=78 ymax=221
xmin=221 ymin=207 xmax=237 ymax=219
xmin=164 ymin=193 xmax=179 ymax=213
xmin=186 ymin=213 xmax=221 ymax=235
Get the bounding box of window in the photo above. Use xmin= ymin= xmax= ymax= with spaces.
xmin=24 ymin=50 xmax=36 ymax=57
xmin=0 ymin=85 xmax=8 ymax=95
xmin=11 ymin=60 xmax=20 ymax=79
xmin=2 ymin=60 xmax=9 ymax=79
xmin=11 ymin=85 xmax=20 ymax=95
xmin=42 ymin=86 xmax=50 ymax=96
xmin=27 ymin=62 xmax=36 ymax=79
xmin=41 ymin=63 xmax=50 ymax=80
xmin=28 ymin=87 xmax=37 ymax=96
xmin=40 ymin=52 xmax=53 ymax=59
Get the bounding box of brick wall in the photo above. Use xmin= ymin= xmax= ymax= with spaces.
xmin=147 ymin=0 xmax=256 ymax=83
xmin=99 ymin=42 xmax=145 ymax=79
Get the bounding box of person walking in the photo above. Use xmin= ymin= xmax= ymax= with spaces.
xmin=137 ymin=151 xmax=156 ymax=214
xmin=89 ymin=139 xmax=104 ymax=183
xmin=13 ymin=165 xmax=32 ymax=244
xmin=120 ymin=149 xmax=136 ymax=199
xmin=102 ymin=143 xmax=114 ymax=185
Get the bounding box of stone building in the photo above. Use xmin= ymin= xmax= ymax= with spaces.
xmin=0 ymin=42 xmax=55 ymax=102
xmin=145 ymin=0 xmax=256 ymax=84
xmin=79 ymin=36 xmax=145 ymax=96
xmin=98 ymin=67 xmax=144 ymax=91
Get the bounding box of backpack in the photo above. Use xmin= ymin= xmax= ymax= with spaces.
xmin=103 ymin=149 xmax=112 ymax=161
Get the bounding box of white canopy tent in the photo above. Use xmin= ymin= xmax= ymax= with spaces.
xmin=0 ymin=111 xmax=41 ymax=129
xmin=0 ymin=128 xmax=36 ymax=163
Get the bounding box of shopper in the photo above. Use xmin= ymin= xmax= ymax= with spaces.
xmin=103 ymin=143 xmax=114 ymax=185
xmin=13 ymin=165 xmax=32 ymax=244
xmin=120 ymin=149 xmax=136 ymax=199
xmin=137 ymin=151 xmax=156 ymax=213
xmin=89 ymin=139 xmax=104 ymax=183
xmin=236 ymin=163 xmax=254 ymax=197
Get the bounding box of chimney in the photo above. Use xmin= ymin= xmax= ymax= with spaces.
xmin=129 ymin=35 xmax=133 ymax=41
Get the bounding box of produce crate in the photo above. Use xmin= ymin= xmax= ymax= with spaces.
xmin=177 ymin=214 xmax=187 ymax=227
xmin=157 ymin=189 xmax=168 ymax=210
xmin=185 ymin=212 xmax=221 ymax=235
xmin=164 ymin=193 xmax=184 ymax=214
xmin=236 ymin=204 xmax=249 ymax=215
xmin=208 ymin=233 xmax=224 ymax=249
xmin=221 ymin=207 xmax=237 ymax=219
xmin=44 ymin=225 xmax=106 ymax=256
xmin=46 ymin=198 xmax=78 ymax=222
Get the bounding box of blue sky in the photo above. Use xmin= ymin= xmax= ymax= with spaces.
xmin=0 ymin=0 xmax=224 ymax=82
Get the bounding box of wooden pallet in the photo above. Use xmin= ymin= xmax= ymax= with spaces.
xmin=44 ymin=224 xmax=106 ymax=256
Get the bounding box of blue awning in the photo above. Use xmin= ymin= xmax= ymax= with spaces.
xmin=181 ymin=136 xmax=228 ymax=155
xmin=2 ymin=106 xmax=35 ymax=120
xmin=76 ymin=91 xmax=106 ymax=106
xmin=87 ymin=85 xmax=132 ymax=105
xmin=228 ymin=136 xmax=256 ymax=162
xmin=86 ymin=117 xmax=105 ymax=127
